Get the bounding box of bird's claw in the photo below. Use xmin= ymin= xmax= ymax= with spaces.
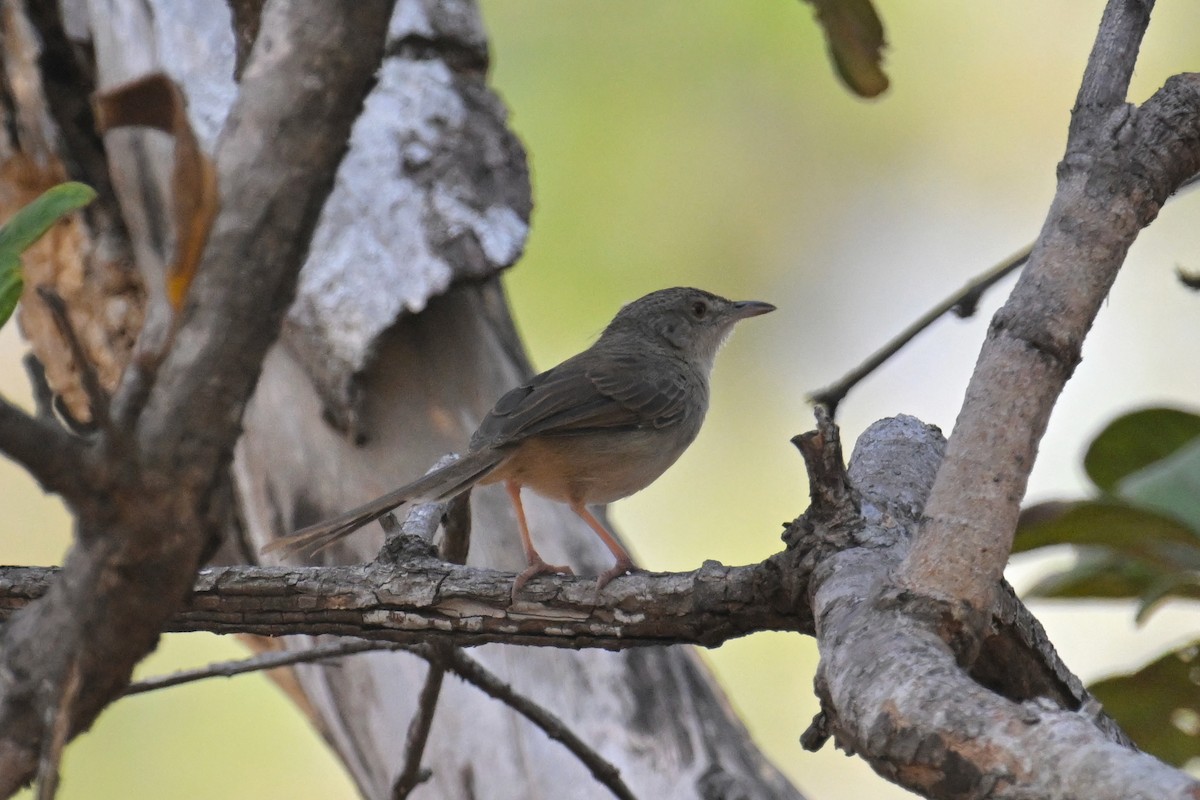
xmin=596 ymin=558 xmax=637 ymax=590
xmin=512 ymin=559 xmax=574 ymax=595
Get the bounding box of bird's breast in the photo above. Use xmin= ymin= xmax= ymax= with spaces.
xmin=486 ymin=422 xmax=702 ymax=506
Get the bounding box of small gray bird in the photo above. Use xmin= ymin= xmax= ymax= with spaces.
xmin=264 ymin=287 xmax=774 ymax=589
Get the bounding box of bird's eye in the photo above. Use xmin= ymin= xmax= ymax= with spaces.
xmin=691 ymin=300 xmax=709 ymax=319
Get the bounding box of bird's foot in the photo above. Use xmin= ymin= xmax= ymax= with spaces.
xmin=512 ymin=559 xmax=575 ymax=595
xmin=596 ymin=557 xmax=637 ymax=590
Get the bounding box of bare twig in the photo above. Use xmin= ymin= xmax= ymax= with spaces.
xmin=119 ymin=635 xmax=634 ymax=800
xmin=1179 ymin=265 xmax=1200 ymax=290
xmin=425 ymin=646 xmax=638 ymax=800
xmin=810 ymin=167 xmax=1200 ymax=416
xmin=391 ymin=655 xmax=446 ymax=799
xmin=124 ymin=640 xmax=396 ymax=696
xmin=0 ymin=393 xmax=88 ymax=502
xmin=789 ymin=405 xmax=855 ymax=527
xmin=810 ymin=244 xmax=1031 ymax=414
xmin=22 ymin=354 xmax=56 ymax=422
xmin=35 ymin=286 xmax=112 ymax=436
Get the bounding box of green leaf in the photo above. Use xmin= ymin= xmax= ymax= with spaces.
xmin=1091 ymin=645 xmax=1200 ymax=766
xmin=0 ymin=254 xmax=21 ymax=329
xmin=0 ymin=181 xmax=96 ymax=256
xmin=1025 ymin=548 xmax=1166 ymax=601
xmin=1013 ymin=501 xmax=1200 ymax=567
xmin=1117 ymin=438 xmax=1200 ymax=534
xmin=1134 ymin=572 xmax=1200 ymax=624
xmin=0 ymin=181 xmax=96 ymax=331
xmin=1085 ymin=408 xmax=1200 ymax=493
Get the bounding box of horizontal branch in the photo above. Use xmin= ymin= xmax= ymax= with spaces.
xmin=0 ymin=556 xmax=804 ymax=650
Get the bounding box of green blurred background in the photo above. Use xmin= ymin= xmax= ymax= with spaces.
xmin=5 ymin=1 xmax=1200 ymax=797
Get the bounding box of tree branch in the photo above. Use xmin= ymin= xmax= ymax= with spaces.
xmin=805 ymin=416 xmax=1192 ymax=799
xmin=124 ymin=640 xmax=392 ymax=696
xmin=0 ymin=393 xmax=89 ymax=503
xmin=5 ymin=408 xmax=1167 ymax=796
xmin=390 ymin=657 xmax=444 ymax=798
xmin=809 ymin=245 xmax=1032 ymax=415
xmin=901 ymin=2 xmax=1200 ymax=613
xmin=425 ymin=646 xmax=638 ymax=800
xmin=35 ymin=287 xmax=112 ymax=437
xmin=0 ymin=558 xmax=804 ymax=650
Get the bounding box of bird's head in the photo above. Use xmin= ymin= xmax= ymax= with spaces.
xmin=604 ymin=287 xmax=775 ymax=371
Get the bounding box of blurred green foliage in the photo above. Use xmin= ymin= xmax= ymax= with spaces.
xmin=1017 ymin=407 xmax=1200 ymax=765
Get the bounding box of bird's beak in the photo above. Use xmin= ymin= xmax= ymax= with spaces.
xmin=730 ymin=300 xmax=776 ymax=319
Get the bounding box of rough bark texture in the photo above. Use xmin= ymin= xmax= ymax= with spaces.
xmin=804 ymin=417 xmax=1197 ymax=799
xmin=0 ymin=557 xmax=802 ymax=649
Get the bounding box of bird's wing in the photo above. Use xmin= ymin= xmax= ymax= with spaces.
xmin=472 ymin=351 xmax=692 ymax=448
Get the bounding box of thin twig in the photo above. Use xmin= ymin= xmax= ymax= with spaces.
xmin=391 ymin=653 xmax=447 ymax=798
xmin=122 ymin=637 xmax=636 ymax=799
xmin=810 ymin=244 xmax=1031 ymax=414
xmin=35 ymin=287 xmax=113 ymax=436
xmin=22 ymin=354 xmax=56 ymax=422
xmin=425 ymin=646 xmax=638 ymax=800
xmin=809 ymin=166 xmax=1200 ymax=416
xmin=123 ymin=640 xmax=397 ymax=696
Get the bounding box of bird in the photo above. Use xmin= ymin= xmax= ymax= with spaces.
xmin=263 ymin=287 xmax=775 ymax=590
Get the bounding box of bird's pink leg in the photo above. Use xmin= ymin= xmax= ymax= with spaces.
xmin=507 ymin=480 xmax=573 ymax=593
xmin=571 ymin=502 xmax=637 ymax=589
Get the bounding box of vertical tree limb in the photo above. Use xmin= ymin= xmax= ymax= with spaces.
xmin=901 ymin=0 xmax=1200 ymax=613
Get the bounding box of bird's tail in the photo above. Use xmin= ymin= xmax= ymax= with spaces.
xmin=261 ymin=448 xmax=507 ymax=558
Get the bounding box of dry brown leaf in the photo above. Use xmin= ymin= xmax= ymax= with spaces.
xmin=94 ymin=73 xmax=219 ymax=310
xmin=806 ymin=0 xmax=890 ymax=99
